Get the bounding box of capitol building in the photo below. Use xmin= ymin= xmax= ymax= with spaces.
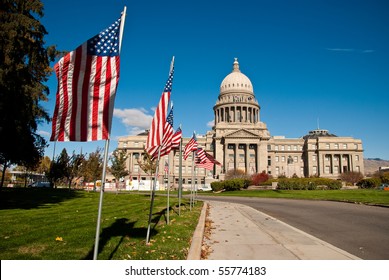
xmin=117 ymin=59 xmax=364 ymax=186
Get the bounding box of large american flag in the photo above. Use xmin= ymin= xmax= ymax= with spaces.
xmin=155 ymin=105 xmax=174 ymax=158
xmin=171 ymin=127 xmax=182 ymax=149
xmin=51 ymin=16 xmax=122 ymax=142
xmin=183 ymin=132 xmax=198 ymax=160
xmin=145 ymin=58 xmax=174 ymax=157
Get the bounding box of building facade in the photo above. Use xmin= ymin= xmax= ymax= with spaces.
xmin=117 ymin=58 xmax=364 ymax=186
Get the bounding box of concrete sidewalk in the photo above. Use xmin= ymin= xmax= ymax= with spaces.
xmin=188 ymin=200 xmax=360 ymax=260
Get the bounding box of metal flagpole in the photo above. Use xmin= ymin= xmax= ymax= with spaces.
xmin=146 ymin=146 xmax=162 ymax=244
xmin=93 ymin=138 xmax=110 ymax=260
xmin=190 ymin=150 xmax=195 ymax=211
xmin=92 ymin=6 xmax=126 ymax=260
xmin=178 ymin=129 xmax=183 ymax=216
xmin=167 ymin=154 xmax=170 ymax=224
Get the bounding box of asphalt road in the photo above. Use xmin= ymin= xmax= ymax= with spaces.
xmin=196 ymin=195 xmax=389 ymax=259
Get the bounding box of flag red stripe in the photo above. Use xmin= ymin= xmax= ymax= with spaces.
xmin=80 ymin=53 xmax=92 ymax=141
xmin=59 ymin=53 xmax=71 ymax=141
xmin=69 ymin=47 xmax=82 ymax=140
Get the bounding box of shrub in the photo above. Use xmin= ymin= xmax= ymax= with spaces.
xmin=251 ymin=171 xmax=270 ymax=186
xmin=210 ymin=181 xmax=224 ymax=192
xmin=277 ymin=178 xmax=342 ymax=190
xmin=210 ymin=178 xmax=251 ymax=192
xmin=357 ymin=178 xmax=381 ymax=189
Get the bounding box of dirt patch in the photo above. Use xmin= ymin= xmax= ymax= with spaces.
xmin=201 ymin=204 xmax=215 ymax=259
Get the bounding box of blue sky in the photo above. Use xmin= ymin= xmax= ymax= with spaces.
xmin=38 ymin=0 xmax=389 ymax=160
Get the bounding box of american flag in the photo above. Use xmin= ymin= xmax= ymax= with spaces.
xmin=145 ymin=58 xmax=174 ymax=157
xmin=164 ymin=161 xmax=169 ymax=173
xmin=196 ymin=148 xmax=207 ymax=164
xmin=51 ymin=16 xmax=122 ymax=142
xmin=156 ymin=105 xmax=174 ymax=158
xmin=171 ymin=127 xmax=182 ymax=149
xmin=183 ymin=132 xmax=198 ymax=160
xmin=195 ymin=150 xmax=222 ymax=170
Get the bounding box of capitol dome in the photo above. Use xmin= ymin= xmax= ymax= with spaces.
xmin=220 ymin=58 xmax=253 ymax=95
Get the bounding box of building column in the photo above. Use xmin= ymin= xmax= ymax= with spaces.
xmin=256 ymin=144 xmax=261 ymax=173
xmin=223 ymin=143 xmax=227 ymax=173
xmin=234 ymin=144 xmax=237 ymax=170
xmin=245 ymin=144 xmax=249 ymax=174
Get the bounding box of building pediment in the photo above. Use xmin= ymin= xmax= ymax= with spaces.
xmin=224 ymin=129 xmax=259 ymax=139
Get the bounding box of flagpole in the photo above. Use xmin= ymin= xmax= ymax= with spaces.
xmin=167 ymin=154 xmax=170 ymax=225
xmin=146 ymin=146 xmax=162 ymax=244
xmin=93 ymin=7 xmax=126 ymax=260
xmin=190 ymin=150 xmax=195 ymax=211
xmin=93 ymin=138 xmax=110 ymax=260
xmin=178 ymin=130 xmax=182 ymax=216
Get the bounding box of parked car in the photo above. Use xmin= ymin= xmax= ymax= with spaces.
xmin=197 ymin=184 xmax=212 ymax=192
xmin=28 ymin=181 xmax=52 ymax=188
xmin=378 ymin=183 xmax=389 ymax=190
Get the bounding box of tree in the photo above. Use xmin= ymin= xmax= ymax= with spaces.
xmin=340 ymin=171 xmax=364 ymax=186
xmin=48 ymin=148 xmax=69 ymax=187
xmin=66 ymin=152 xmax=85 ymax=189
xmin=0 ymin=0 xmax=59 ymax=188
xmin=109 ymin=149 xmax=129 ymax=187
xmin=82 ymin=148 xmax=103 ymax=191
xmin=138 ymin=150 xmax=157 ymax=192
xmin=36 ymin=156 xmax=51 ymax=175
xmin=138 ymin=150 xmax=157 ymax=178
xmin=225 ymin=169 xmax=248 ymax=180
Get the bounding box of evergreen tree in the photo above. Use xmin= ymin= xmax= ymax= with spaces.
xmin=0 ymin=0 xmax=58 ymax=188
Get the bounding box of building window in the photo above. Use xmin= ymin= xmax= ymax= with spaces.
xmin=294 ymin=156 xmax=298 ymax=163
xmin=293 ymin=145 xmax=297 ymax=151
xmin=281 ymin=145 xmax=285 ymax=151
xmin=313 ymin=166 xmax=317 ymax=174
xmin=134 ymin=142 xmax=139 ymax=147
xmin=267 ymin=145 xmax=271 ymax=151
xmin=275 ymin=156 xmax=279 ymax=162
xmin=281 ymin=156 xmax=285 ymax=162
xmin=312 ymin=155 xmax=317 ymax=161
xmin=325 ymin=166 xmax=330 ymax=174
xmin=326 ymin=143 xmax=330 ymax=149
xmin=275 ymin=145 xmax=279 ymax=151
xmin=343 ymin=144 xmax=348 ymax=149
xmin=287 ymin=145 xmax=291 ymax=151
xmin=268 ymin=156 xmax=271 ymax=166
xmin=334 ymin=143 xmax=339 ymax=149
xmin=311 ymin=144 xmax=317 ymax=149
xmin=356 ymin=166 xmax=360 ymax=172
xmin=276 ymin=167 xmax=280 ymax=175
xmin=355 ymin=155 xmax=359 ymax=161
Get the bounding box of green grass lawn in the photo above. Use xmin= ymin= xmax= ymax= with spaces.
xmin=202 ymin=189 xmax=389 ymax=206
xmin=0 ymin=188 xmax=202 ymax=260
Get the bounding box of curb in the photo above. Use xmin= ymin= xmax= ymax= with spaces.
xmin=187 ymin=201 xmax=208 ymax=260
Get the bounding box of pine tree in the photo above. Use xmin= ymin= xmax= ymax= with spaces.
xmin=0 ymin=0 xmax=58 ymax=188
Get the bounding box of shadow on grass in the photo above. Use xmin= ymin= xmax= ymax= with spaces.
xmin=84 ymin=218 xmax=158 ymax=260
xmin=0 ymin=188 xmax=84 ymax=210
